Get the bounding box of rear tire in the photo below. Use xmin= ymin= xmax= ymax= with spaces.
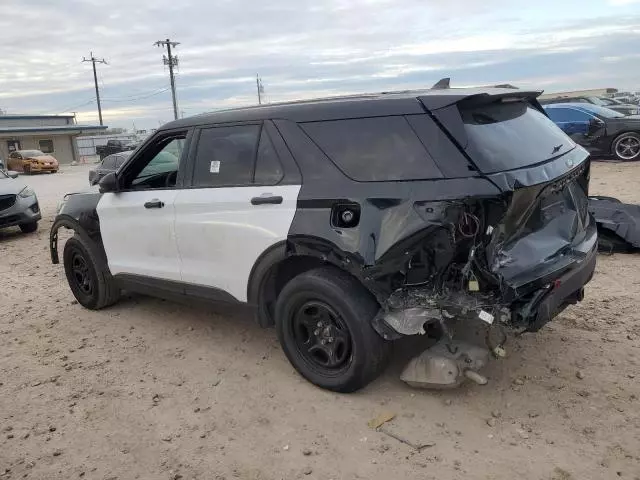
xmin=612 ymin=132 xmax=640 ymax=161
xmin=275 ymin=267 xmax=390 ymax=393
xmin=63 ymin=235 xmax=120 ymax=309
xmin=19 ymin=221 xmax=38 ymax=233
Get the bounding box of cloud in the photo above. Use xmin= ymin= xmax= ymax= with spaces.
xmin=0 ymin=0 xmax=639 ymax=128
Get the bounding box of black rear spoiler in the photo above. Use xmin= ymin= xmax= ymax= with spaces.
xmin=420 ymin=89 xmax=544 ymax=111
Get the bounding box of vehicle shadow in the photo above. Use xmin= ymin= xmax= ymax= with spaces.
xmin=0 ymin=227 xmax=30 ymax=243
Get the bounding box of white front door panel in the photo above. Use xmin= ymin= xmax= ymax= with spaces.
xmin=174 ymin=185 xmax=301 ymax=301
xmin=97 ymin=191 xmax=182 ymax=281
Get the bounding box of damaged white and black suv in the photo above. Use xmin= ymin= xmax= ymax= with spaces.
xmin=50 ymin=85 xmax=597 ymax=392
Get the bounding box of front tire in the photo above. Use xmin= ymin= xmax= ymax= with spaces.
xmin=19 ymin=221 xmax=38 ymax=233
xmin=63 ymin=235 xmax=120 ymax=309
xmin=275 ymin=267 xmax=390 ymax=393
xmin=612 ymin=132 xmax=640 ymax=161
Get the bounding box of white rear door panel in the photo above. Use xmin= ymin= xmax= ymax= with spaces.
xmin=174 ymin=185 xmax=300 ymax=301
xmin=97 ymin=190 xmax=181 ymax=281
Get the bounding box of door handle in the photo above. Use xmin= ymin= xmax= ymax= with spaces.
xmin=251 ymin=195 xmax=283 ymax=205
xmin=144 ymin=199 xmax=165 ymax=209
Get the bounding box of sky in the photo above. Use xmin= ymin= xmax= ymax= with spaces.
xmin=1 ymin=0 xmax=639 ymax=129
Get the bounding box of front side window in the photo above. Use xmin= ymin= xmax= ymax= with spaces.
xmin=39 ymin=139 xmax=54 ymax=153
xmin=300 ymin=116 xmax=443 ymax=181
xmin=545 ymin=107 xmax=591 ymax=123
xmin=192 ymin=125 xmax=260 ymax=187
xmin=123 ymin=132 xmax=186 ymax=190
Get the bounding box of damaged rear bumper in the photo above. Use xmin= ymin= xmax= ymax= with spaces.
xmin=374 ymin=222 xmax=597 ymax=339
xmin=514 ymin=224 xmax=597 ymax=331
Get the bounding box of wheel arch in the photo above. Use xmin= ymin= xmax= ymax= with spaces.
xmin=50 ymin=214 xmax=106 ymax=265
xmin=247 ymin=239 xmax=377 ymax=328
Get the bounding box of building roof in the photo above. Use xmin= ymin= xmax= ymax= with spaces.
xmin=0 ymin=125 xmax=108 ymax=135
xmin=161 ymin=86 xmax=542 ymax=130
xmin=0 ymin=114 xmax=75 ymax=119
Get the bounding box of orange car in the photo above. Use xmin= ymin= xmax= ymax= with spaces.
xmin=7 ymin=150 xmax=59 ymax=174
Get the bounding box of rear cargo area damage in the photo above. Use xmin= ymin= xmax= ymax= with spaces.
xmin=370 ymin=159 xmax=597 ymax=388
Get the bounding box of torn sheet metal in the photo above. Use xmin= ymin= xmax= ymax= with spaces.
xmin=588 ymin=196 xmax=640 ymax=249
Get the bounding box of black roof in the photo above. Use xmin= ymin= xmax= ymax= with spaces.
xmin=161 ymin=87 xmax=542 ymax=131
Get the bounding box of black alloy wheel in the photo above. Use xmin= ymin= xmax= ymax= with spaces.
xmin=275 ymin=267 xmax=391 ymax=393
xmin=62 ymin=235 xmax=120 ymax=310
xmin=70 ymin=250 xmax=93 ymax=296
xmin=292 ymin=300 xmax=352 ymax=374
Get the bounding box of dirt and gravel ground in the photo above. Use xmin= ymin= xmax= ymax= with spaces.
xmin=1 ymin=162 xmax=638 ymax=480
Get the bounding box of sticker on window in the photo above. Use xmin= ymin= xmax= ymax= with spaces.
xmin=210 ymin=161 xmax=220 ymax=173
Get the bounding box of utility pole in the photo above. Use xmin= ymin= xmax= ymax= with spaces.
xmin=256 ymin=74 xmax=265 ymax=105
xmin=82 ymin=52 xmax=107 ymax=126
xmin=154 ymin=38 xmax=180 ymax=120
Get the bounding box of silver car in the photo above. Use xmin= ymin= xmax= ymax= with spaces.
xmin=0 ymin=170 xmax=41 ymax=233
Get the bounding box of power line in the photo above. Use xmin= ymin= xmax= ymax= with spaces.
xmin=154 ymin=38 xmax=180 ymax=120
xmin=82 ymin=52 xmax=108 ymax=125
xmin=57 ymin=99 xmax=95 ymax=114
xmin=102 ymin=87 xmax=171 ymax=103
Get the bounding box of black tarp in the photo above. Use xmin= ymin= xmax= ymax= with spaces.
xmin=589 ymin=196 xmax=640 ymax=251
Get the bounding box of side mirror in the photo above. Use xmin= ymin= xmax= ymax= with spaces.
xmin=7 ymin=171 xmax=19 ymax=179
xmin=99 ymin=172 xmax=119 ymax=193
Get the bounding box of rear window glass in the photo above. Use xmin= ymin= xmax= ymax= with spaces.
xmin=461 ymin=102 xmax=575 ymax=173
xmin=300 ymin=116 xmax=443 ymax=181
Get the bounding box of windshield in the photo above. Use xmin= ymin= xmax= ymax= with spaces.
xmin=460 ymin=101 xmax=576 ymax=173
xmin=574 ymin=103 xmax=625 ymax=118
xmin=20 ymin=150 xmax=45 ymax=157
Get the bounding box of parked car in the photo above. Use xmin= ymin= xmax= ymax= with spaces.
xmin=89 ymin=151 xmax=132 ymax=185
xmin=95 ymin=139 xmax=138 ymax=160
xmin=539 ymin=96 xmax=640 ymax=116
xmin=0 ymin=169 xmax=41 ymax=233
xmin=51 ymin=86 xmax=596 ymax=392
xmin=7 ymin=150 xmax=59 ymax=174
xmin=544 ymin=103 xmax=640 ymax=161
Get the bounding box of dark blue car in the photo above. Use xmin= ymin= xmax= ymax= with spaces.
xmin=544 ymin=103 xmax=640 ymax=161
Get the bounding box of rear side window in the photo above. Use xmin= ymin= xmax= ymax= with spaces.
xmin=193 ymin=125 xmax=260 ymax=187
xmin=460 ymin=102 xmax=576 ymax=173
xmin=300 ymin=116 xmax=443 ymax=181
xmin=254 ymin=129 xmax=284 ymax=185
